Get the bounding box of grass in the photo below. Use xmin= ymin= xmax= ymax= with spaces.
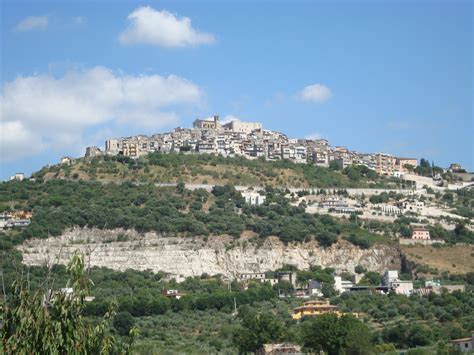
xmin=401 ymin=244 xmax=474 ymax=274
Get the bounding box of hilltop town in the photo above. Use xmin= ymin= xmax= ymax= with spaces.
xmin=84 ymin=115 xmax=421 ymax=176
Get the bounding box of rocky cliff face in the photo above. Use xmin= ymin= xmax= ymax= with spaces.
xmin=18 ymin=228 xmax=401 ymax=279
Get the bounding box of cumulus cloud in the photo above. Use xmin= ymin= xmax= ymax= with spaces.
xmin=221 ymin=114 xmax=241 ymax=124
xmin=15 ymin=16 xmax=49 ymax=32
xmin=0 ymin=66 xmax=203 ymax=161
xmin=119 ymin=6 xmax=215 ymax=47
xmin=297 ymin=84 xmax=332 ymax=103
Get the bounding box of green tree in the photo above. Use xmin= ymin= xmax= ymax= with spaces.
xmin=113 ymin=311 xmax=135 ymax=336
xmin=300 ymin=313 xmax=373 ymax=355
xmin=0 ymin=254 xmax=138 ymax=354
xmin=359 ymin=271 xmax=382 ymax=286
xmin=232 ymin=307 xmax=285 ymax=353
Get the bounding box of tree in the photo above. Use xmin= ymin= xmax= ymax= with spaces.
xmin=232 ymin=307 xmax=285 ymax=353
xmin=0 ymin=254 xmax=138 ymax=354
xmin=300 ymin=313 xmax=373 ymax=355
xmin=113 ymin=311 xmax=135 ymax=336
xmin=176 ymin=181 xmax=186 ymax=194
xmin=329 ymin=160 xmax=342 ymax=171
xmin=359 ymin=271 xmax=382 ymax=286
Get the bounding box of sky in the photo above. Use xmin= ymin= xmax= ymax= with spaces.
xmin=1 ymin=0 xmax=473 ymax=180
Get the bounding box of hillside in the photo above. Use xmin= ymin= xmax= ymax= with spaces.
xmin=35 ymin=152 xmax=407 ymax=188
xmin=1 ymin=155 xmax=473 ymax=354
xmin=402 ymin=244 xmax=474 ymax=274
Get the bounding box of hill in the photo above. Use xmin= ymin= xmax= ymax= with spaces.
xmin=35 ymin=152 xmax=407 ymax=188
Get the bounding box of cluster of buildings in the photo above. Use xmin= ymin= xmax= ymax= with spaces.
xmin=0 ymin=211 xmax=31 ymax=229
xmin=85 ymin=116 xmax=418 ymax=176
xmin=238 ymin=271 xmax=297 ymax=289
xmin=238 ymin=269 xmax=465 ymax=300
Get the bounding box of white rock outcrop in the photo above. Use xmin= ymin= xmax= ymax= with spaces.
xmin=18 ymin=228 xmax=400 ymax=279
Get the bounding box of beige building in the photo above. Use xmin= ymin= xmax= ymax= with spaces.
xmin=396 ymin=157 xmax=417 ymax=173
xmin=122 ymin=140 xmax=139 ymax=157
xmin=222 ymin=120 xmax=262 ymax=134
xmin=376 ymin=153 xmax=397 ymax=175
xmin=193 ymin=115 xmax=220 ymax=130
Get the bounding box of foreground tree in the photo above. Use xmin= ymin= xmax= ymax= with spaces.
xmin=232 ymin=305 xmax=286 ymax=353
xmin=300 ymin=313 xmax=373 ymax=355
xmin=0 ymin=254 xmax=138 ymax=354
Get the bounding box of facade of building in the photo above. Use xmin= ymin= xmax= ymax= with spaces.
xmin=193 ymin=115 xmax=221 ymax=130
xmin=85 ymin=146 xmax=102 ymax=158
xmin=391 ymin=280 xmax=414 ymax=295
xmin=334 ymin=276 xmax=354 ymax=294
xmin=396 ymin=158 xmax=418 ymax=173
xmin=411 ymin=228 xmax=431 ymax=240
xmin=10 ymin=173 xmax=25 ymax=181
xmin=382 ymin=270 xmax=413 ymax=295
xmin=241 ymin=191 xmax=267 ymax=206
xmin=397 ymin=199 xmax=425 ymax=213
xmin=291 ymin=300 xmax=341 ymax=320
xmin=60 ymin=156 xmax=76 ymax=165
xmin=375 ymin=153 xmax=397 ymax=175
xmin=222 ymin=120 xmax=262 ymax=134
xmin=451 ymin=333 xmax=474 ymax=353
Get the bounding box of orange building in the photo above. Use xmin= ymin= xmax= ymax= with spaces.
xmin=292 ymin=300 xmax=339 ymax=320
xmin=411 ymin=228 xmax=430 ymax=240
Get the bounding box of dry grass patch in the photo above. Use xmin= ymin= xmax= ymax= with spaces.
xmin=401 ymin=244 xmax=474 ymax=273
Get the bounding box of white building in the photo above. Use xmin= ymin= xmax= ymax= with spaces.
xmin=334 ymin=276 xmax=353 ymax=294
xmin=60 ymin=156 xmax=75 ymax=165
xmin=242 ymin=191 xmax=266 ymax=206
xmin=451 ymin=333 xmax=474 ymax=353
xmin=391 ymin=280 xmax=414 ymax=295
xmin=383 ymin=270 xmax=399 ymax=286
xmin=10 ymin=173 xmax=25 ymax=181
xmin=383 ymin=270 xmax=413 ymax=295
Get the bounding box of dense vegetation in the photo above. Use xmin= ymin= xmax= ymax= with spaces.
xmin=1 ymin=248 xmax=472 ymax=354
xmin=35 ymin=152 xmax=406 ymax=188
xmin=1 ymin=154 xmax=473 ymax=353
xmin=0 ymin=179 xmax=393 ymax=247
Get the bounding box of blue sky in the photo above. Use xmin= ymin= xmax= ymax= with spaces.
xmin=1 ymin=0 xmax=472 ymax=180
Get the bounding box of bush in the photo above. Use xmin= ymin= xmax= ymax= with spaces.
xmin=113 ymin=311 xmax=135 ymax=336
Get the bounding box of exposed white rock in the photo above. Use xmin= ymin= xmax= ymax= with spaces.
xmin=18 ymin=227 xmax=401 ymax=279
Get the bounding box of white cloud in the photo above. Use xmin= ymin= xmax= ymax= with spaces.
xmin=221 ymin=114 xmax=241 ymax=124
xmin=119 ymin=6 xmax=215 ymax=47
xmin=0 ymin=121 xmax=46 ymax=161
xmin=15 ymin=16 xmax=49 ymax=32
xmin=0 ymin=66 xmax=203 ymax=161
xmin=297 ymin=84 xmax=332 ymax=103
